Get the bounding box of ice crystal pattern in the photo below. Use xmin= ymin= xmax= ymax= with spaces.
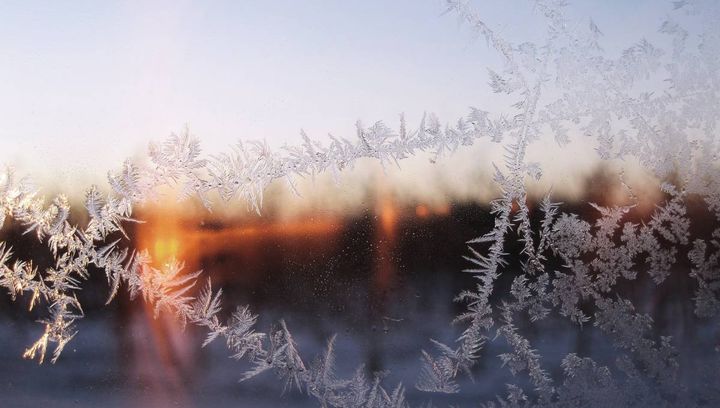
xmin=1 ymin=0 xmax=720 ymax=406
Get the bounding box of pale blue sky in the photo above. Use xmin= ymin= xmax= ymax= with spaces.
xmin=0 ymin=0 xmax=668 ymax=190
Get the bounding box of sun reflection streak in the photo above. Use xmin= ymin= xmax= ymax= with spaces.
xmin=131 ymin=206 xmax=194 ymax=408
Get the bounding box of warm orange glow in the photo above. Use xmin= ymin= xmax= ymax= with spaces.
xmin=416 ymin=203 xmax=450 ymax=218
xmin=433 ymin=203 xmax=450 ymax=216
xmin=373 ymin=185 xmax=399 ymax=293
xmin=136 ymin=205 xmax=189 ymax=267
xmin=135 ymin=203 xmax=343 ymax=288
xmin=153 ymin=238 xmax=180 ymax=264
xmin=379 ymin=201 xmax=397 ymax=237
xmin=186 ymin=219 xmax=341 ymax=240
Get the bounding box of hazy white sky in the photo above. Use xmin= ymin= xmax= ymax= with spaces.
xmin=0 ymin=0 xmax=668 ymax=194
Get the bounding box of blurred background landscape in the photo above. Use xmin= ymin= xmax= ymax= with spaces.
xmin=0 ymin=0 xmax=715 ymax=406
xmin=0 ymin=159 xmax=716 ymax=407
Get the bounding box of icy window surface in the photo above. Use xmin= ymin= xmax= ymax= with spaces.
xmin=1 ymin=0 xmax=720 ymax=407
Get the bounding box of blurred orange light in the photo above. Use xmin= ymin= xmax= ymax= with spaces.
xmin=434 ymin=203 xmax=450 ymax=216
xmin=380 ymin=201 xmax=397 ymax=236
